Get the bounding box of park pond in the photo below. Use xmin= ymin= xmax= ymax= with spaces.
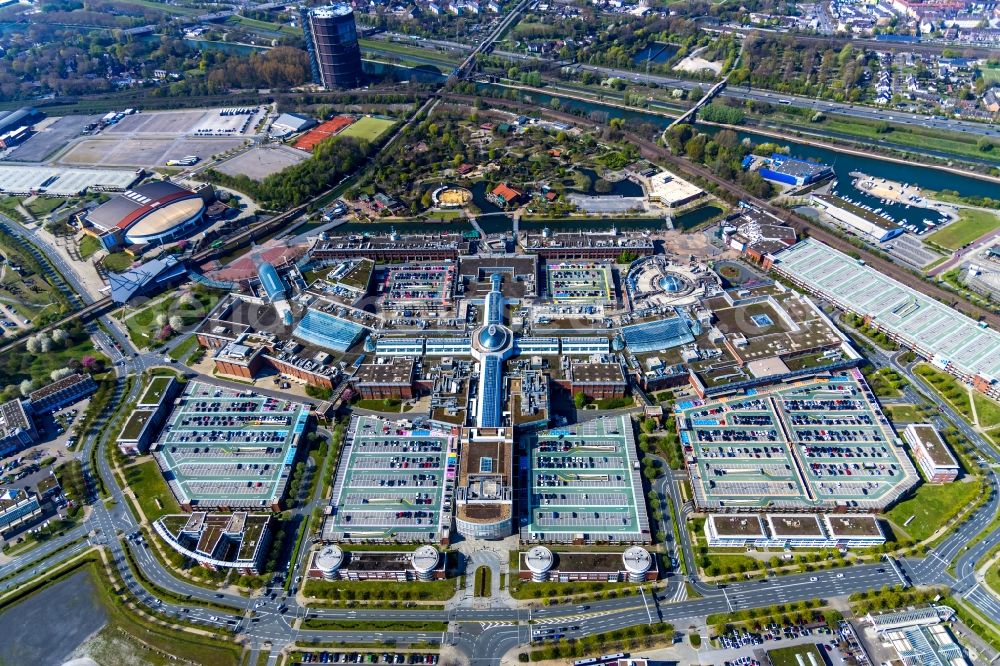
xmin=0 ymin=569 xmax=108 ymax=665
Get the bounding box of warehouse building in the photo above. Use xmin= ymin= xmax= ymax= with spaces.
xmin=0 ymin=399 xmax=38 ymax=459
xmin=754 ymin=154 xmax=833 ymax=186
xmin=769 ymin=238 xmax=1000 ymax=400
xmin=28 ymin=373 xmax=97 ymax=415
xmin=810 ymin=194 xmax=905 ymax=243
xmin=353 ymin=357 xmax=416 ymax=399
xmin=903 ymin=423 xmax=960 ymax=483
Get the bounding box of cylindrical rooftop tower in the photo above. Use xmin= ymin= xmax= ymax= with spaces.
xmin=525 ymin=545 xmax=554 ymax=583
xmin=410 ymin=545 xmax=440 ymax=581
xmin=622 ymin=546 xmax=653 ymax=583
xmin=314 ymin=544 xmax=345 ymax=580
xmin=304 ymin=4 xmax=363 ymax=89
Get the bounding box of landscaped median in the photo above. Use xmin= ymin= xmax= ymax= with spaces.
xmin=300 ymin=619 xmax=449 ymax=632
xmin=519 ymin=622 xmax=675 ymax=662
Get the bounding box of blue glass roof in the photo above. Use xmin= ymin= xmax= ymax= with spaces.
xmin=293 ymin=309 xmax=365 ymax=352
xmin=258 ymin=262 xmax=286 ymax=302
xmin=620 ymin=317 xmax=694 ymax=353
xmin=477 ymin=355 xmax=503 ymax=428
xmin=478 ymin=325 xmax=508 ymax=351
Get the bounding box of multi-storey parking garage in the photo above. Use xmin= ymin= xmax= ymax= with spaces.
xmin=522 ymin=415 xmax=651 ymax=543
xmin=322 ymin=415 xmax=457 ymax=543
xmin=544 ymin=262 xmax=614 ymax=305
xmin=151 ymin=382 xmax=309 ymax=511
xmin=676 ymin=372 xmax=918 ymax=513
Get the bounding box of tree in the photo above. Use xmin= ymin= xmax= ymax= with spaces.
xmin=573 ymin=392 xmax=588 ymax=408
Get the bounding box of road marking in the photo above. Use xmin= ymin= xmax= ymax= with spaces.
xmin=721 ymin=586 xmax=733 ymax=612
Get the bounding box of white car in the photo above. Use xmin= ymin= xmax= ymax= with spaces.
xmin=810 ymin=577 xmax=818 ymax=582
xmin=836 ymin=573 xmax=844 ymax=578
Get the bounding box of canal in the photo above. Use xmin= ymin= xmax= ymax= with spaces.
xmin=478 ymin=84 xmax=998 ymax=228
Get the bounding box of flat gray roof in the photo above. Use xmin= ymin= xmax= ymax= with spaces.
xmin=773 ymin=239 xmax=1000 ymax=382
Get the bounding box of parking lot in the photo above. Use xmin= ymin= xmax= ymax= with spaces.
xmin=59 ymin=136 xmax=247 ymax=168
xmin=103 ymin=108 xmax=264 ymax=137
xmin=677 ymin=372 xmax=918 ymax=512
xmin=523 ymin=415 xmax=650 ymax=543
xmin=324 ymin=415 xmax=455 ymax=542
xmin=214 ymin=145 xmax=308 ymax=181
xmin=382 ymin=264 xmax=456 ymax=312
xmin=545 ymin=262 xmax=613 ymax=304
xmin=4 ymin=115 xmax=101 ymax=163
xmin=152 ymin=381 xmax=309 ymax=510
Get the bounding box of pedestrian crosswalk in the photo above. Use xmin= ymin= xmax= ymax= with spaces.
xmin=667 ymin=582 xmax=688 ymax=603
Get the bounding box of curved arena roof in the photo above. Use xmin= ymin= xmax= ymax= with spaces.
xmin=87 ymin=181 xmax=205 ymax=244
xmin=124 ymin=197 xmax=205 ymax=243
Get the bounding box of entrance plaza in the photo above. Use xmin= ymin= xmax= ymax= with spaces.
xmin=676 ymin=371 xmax=918 ymax=512
xmin=522 ymin=414 xmax=651 ymax=543
xmin=322 ymin=415 xmax=456 ymax=543
xmin=152 ymin=381 xmax=309 ymax=511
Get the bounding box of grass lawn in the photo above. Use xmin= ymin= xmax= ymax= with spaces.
xmin=167 ymin=335 xmax=200 ymax=362
xmin=302 ymin=619 xmax=448 ymax=631
xmin=121 ymin=290 xmax=218 ymax=347
xmin=885 ymin=479 xmax=980 ymax=541
xmin=986 ymin=553 xmax=1000 ymax=597
xmin=122 ymin=459 xmax=180 ymax=521
xmin=303 ymin=576 xmax=456 ymax=602
xmin=25 ymin=197 xmax=66 ymax=218
xmin=0 ymin=196 xmax=25 ymax=222
xmin=358 ymin=38 xmax=461 ymax=65
xmin=102 ymin=252 xmax=136 ymax=273
xmin=767 ymin=644 xmax=825 ymax=666
xmin=886 ymin=404 xmax=922 ymax=424
xmin=972 ymin=392 xmax=1000 ymax=429
xmin=926 ymin=209 xmax=1000 ymax=250
xmin=983 ymin=67 xmax=1000 ymax=85
xmin=337 ymin=117 xmax=395 ymax=143
xmin=78 ymin=235 xmax=102 ymax=260
xmin=354 ymin=398 xmax=403 ymax=412
xmin=914 ymin=363 xmax=974 ymax=421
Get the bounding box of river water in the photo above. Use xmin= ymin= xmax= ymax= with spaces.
xmin=475 ymin=84 xmax=998 ymax=228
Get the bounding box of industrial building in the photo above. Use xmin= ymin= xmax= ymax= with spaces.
xmin=0 ymin=399 xmax=38 ymax=459
xmin=303 ymin=4 xmax=364 ymax=89
xmin=269 ymin=112 xmax=317 ymax=138
xmin=308 ymin=544 xmax=445 ymax=581
xmin=0 ymin=489 xmax=42 ymax=536
xmin=752 ymin=154 xmax=833 ymax=186
xmin=151 ymin=381 xmax=309 ymax=511
xmin=769 ymin=238 xmax=1000 ymax=400
xmin=810 ymin=193 xmax=905 ymax=243
xmin=722 ymin=204 xmax=798 ymax=263
xmin=704 ymin=513 xmax=886 ymax=548
xmin=519 ymin=545 xmax=658 ymax=583
xmin=154 ymin=512 xmax=272 ymax=574
xmin=83 ymin=181 xmax=211 ymax=250
xmin=27 ymin=373 xmax=97 ymax=415
xmin=567 ymin=362 xmax=627 ymax=400
xmin=903 ymin=423 xmax=960 ymax=483
xmin=642 ymin=169 xmax=705 ymax=207
xmin=353 ymin=357 xmax=416 ymax=399
xmin=521 ymin=229 xmax=654 ymax=260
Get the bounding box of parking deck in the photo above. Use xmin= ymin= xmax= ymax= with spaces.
xmin=152 ymin=381 xmax=308 ymax=510
xmin=522 ymin=415 xmax=651 ymax=543
xmin=323 ymin=415 xmax=456 ymax=543
xmin=677 ymin=371 xmax=918 ymax=512
xmin=545 ymin=262 xmax=613 ymax=305
xmin=381 ymin=264 xmax=456 ymax=312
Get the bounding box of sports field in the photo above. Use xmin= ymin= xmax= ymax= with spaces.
xmin=926 ymin=209 xmax=1000 ymax=250
xmin=337 ymin=117 xmax=395 ymax=142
